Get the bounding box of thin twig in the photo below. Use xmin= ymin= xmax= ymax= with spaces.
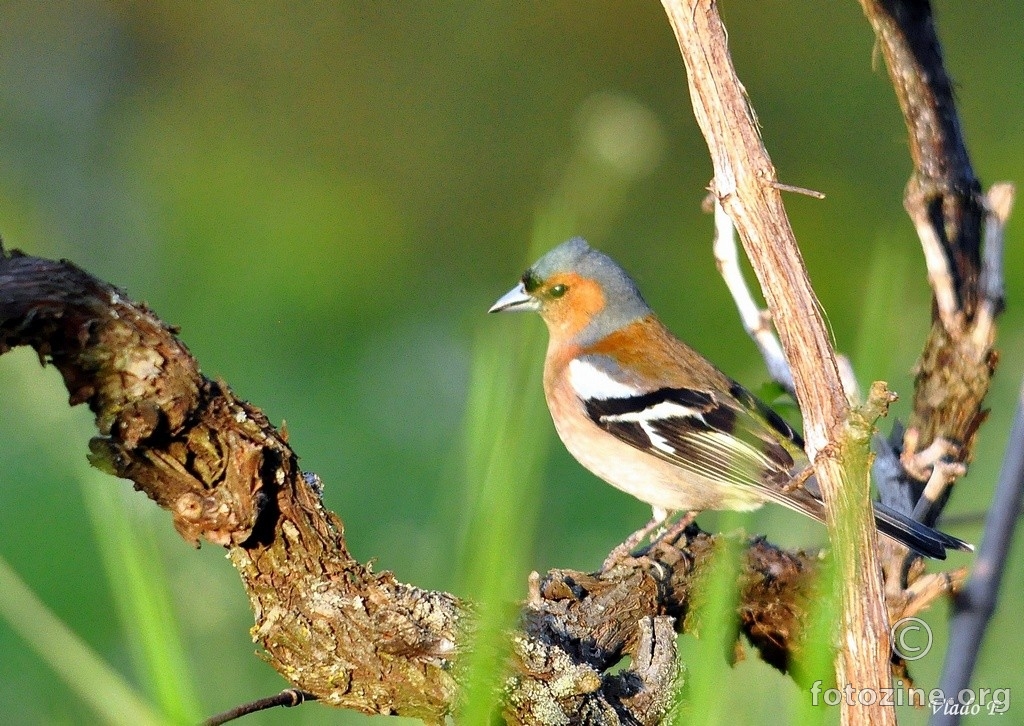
xmin=768 ymin=180 xmax=826 ymax=199
xmin=934 ymin=380 xmax=1024 ymax=725
xmin=910 ymin=459 xmax=967 ymax=522
xmin=203 ymin=689 xmax=317 ymax=726
xmin=709 ymin=195 xmax=861 ymax=404
xmin=974 ymin=182 xmax=1015 ymax=348
xmin=710 ymin=196 xmax=795 ymax=396
xmin=900 ymin=568 xmax=967 ymax=620
xmin=910 ymin=208 xmax=960 ymax=329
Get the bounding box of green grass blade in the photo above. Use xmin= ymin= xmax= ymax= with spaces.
xmin=0 ymin=553 xmax=166 ymax=726
xmin=80 ymin=470 xmax=201 ymax=725
xmin=5 ymin=353 xmax=199 ymax=724
xmin=789 ymin=553 xmax=840 ymax=726
xmin=673 ymin=515 xmax=743 ymax=726
xmin=851 ymin=236 xmax=911 ymax=391
xmin=457 ymin=323 xmax=549 ymax=724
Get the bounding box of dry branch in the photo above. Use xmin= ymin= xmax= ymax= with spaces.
xmin=858 ymin=3 xmax=1014 ymax=712
xmin=661 ymin=2 xmax=895 ymax=722
xmin=859 ymin=0 xmax=999 ymax=524
xmin=0 ymin=248 xmax=459 ymax=721
xmin=0 ymin=246 xmax=839 ymax=724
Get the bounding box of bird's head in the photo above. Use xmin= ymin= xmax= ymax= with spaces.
xmin=489 ymin=237 xmax=651 ymax=344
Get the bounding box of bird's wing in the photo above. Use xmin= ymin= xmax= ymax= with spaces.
xmin=570 ymin=354 xmax=808 ymax=501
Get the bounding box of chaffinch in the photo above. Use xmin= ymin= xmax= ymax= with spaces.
xmin=489 ymin=237 xmax=970 ymax=559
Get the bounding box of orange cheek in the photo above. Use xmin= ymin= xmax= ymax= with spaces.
xmin=542 ymin=274 xmax=605 ymax=339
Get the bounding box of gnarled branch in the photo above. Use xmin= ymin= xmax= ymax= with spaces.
xmin=0 ymin=246 xmax=839 ymax=725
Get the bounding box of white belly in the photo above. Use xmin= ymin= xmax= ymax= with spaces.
xmin=548 ymin=391 xmax=766 ymax=513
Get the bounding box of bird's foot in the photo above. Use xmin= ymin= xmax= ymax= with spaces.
xmin=657 ymin=510 xmax=698 ymax=544
xmin=602 ymin=514 xmax=664 ymax=569
xmin=601 ymin=510 xmax=697 ymax=570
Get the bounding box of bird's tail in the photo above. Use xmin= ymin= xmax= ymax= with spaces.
xmin=872 ymin=501 xmax=973 ymax=560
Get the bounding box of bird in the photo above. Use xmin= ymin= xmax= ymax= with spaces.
xmin=488 ymin=237 xmax=971 ymax=560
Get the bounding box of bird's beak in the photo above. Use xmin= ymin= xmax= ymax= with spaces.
xmin=488 ymin=281 xmax=540 ymax=313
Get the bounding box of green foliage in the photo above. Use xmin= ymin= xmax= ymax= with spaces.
xmin=457 ymin=323 xmax=548 ymax=723
xmin=671 ymin=519 xmax=744 ymax=726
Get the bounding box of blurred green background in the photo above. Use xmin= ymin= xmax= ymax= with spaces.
xmin=0 ymin=2 xmax=1021 ymax=724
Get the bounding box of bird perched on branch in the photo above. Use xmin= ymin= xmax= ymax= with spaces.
xmin=489 ymin=237 xmax=970 ymax=560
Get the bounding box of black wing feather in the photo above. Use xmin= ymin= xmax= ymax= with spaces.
xmin=584 ymin=384 xmax=797 ymax=493
xmin=579 ymin=375 xmax=972 ymax=559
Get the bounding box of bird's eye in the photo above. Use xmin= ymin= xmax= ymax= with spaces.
xmin=549 ymin=284 xmax=568 ymax=298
